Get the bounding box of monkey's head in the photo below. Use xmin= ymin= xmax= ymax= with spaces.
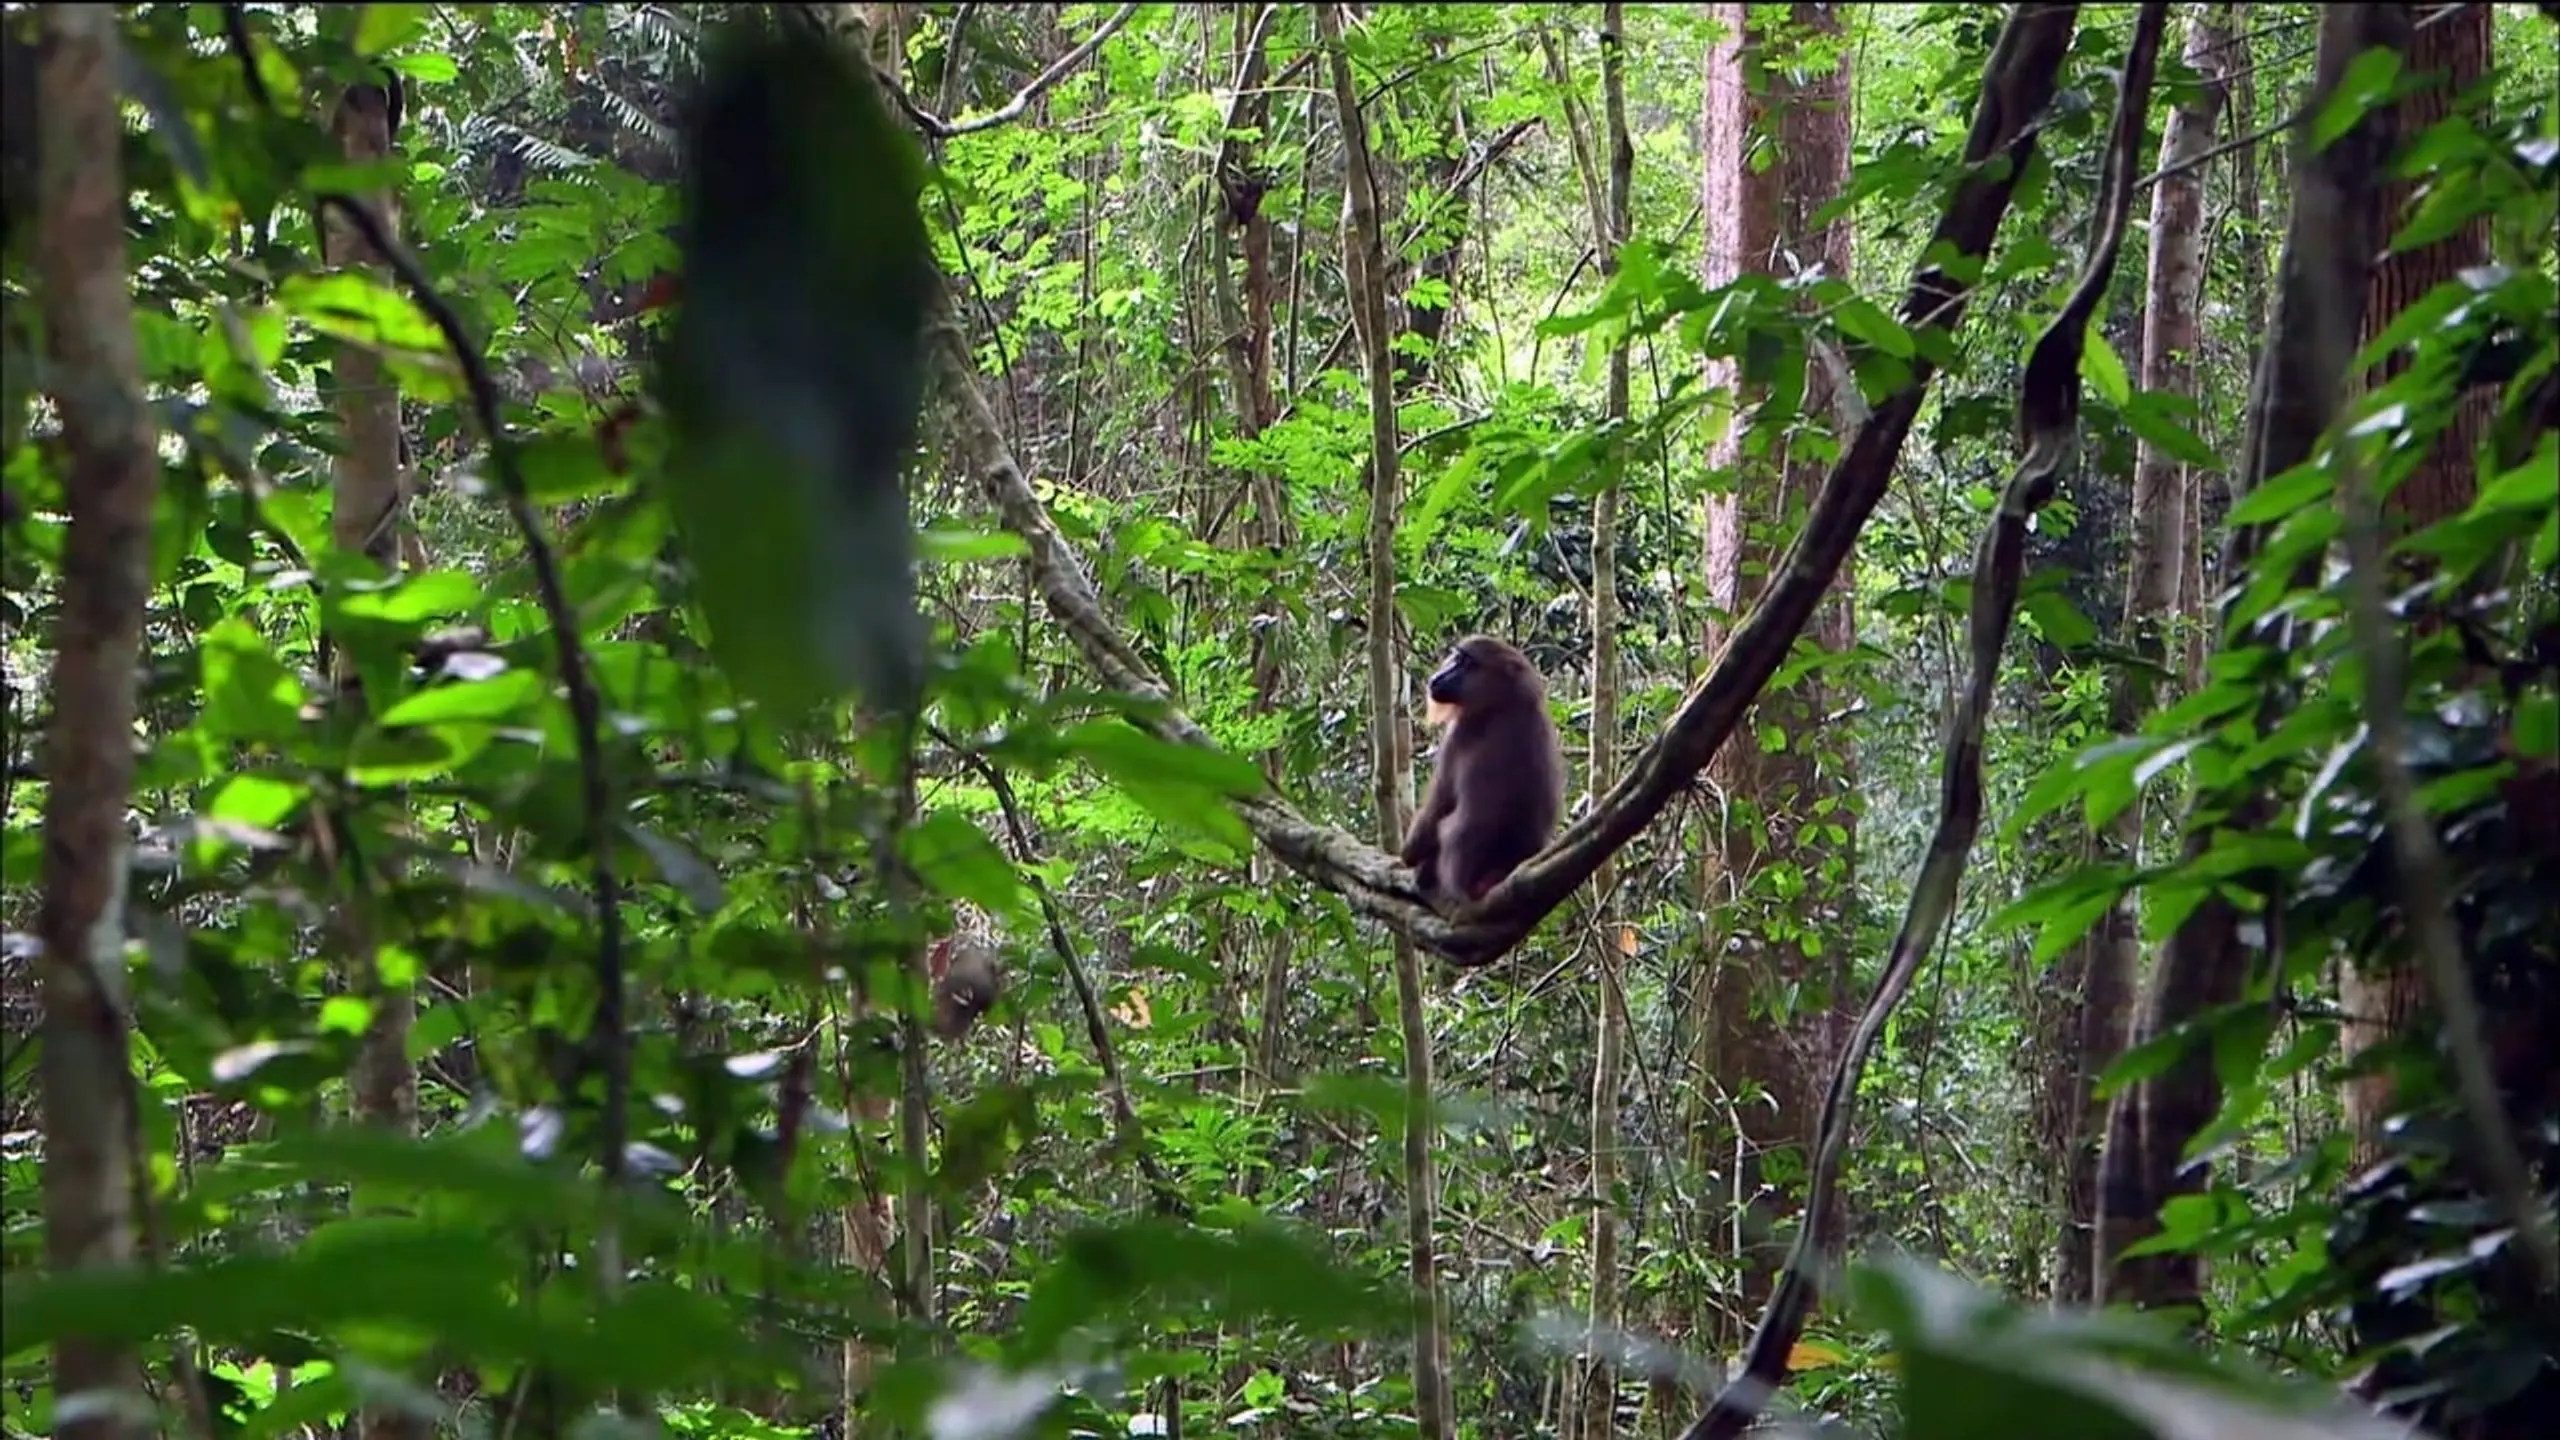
xmin=1423 ymin=634 xmax=1545 ymax=729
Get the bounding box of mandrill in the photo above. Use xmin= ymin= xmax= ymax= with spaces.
xmin=1401 ymin=634 xmax=1565 ymax=904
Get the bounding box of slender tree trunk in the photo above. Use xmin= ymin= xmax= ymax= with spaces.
xmin=32 ymin=9 xmax=154 ymax=1436
xmin=1205 ymin=3 xmax=1300 ymax=1097
xmin=2192 ymin=3 xmax=2259 ymax=693
xmin=1689 ymin=0 xmax=1857 ymax=1343
xmin=2338 ymin=0 xmax=2494 ymax=1169
xmin=1319 ymin=10 xmax=1452 ymax=1436
xmin=1551 ymin=8 xmax=1635 ymax=1435
xmin=2046 ymin=2 xmax=2232 ymax=1308
xmin=318 ymin=71 xmax=429 ymax=1440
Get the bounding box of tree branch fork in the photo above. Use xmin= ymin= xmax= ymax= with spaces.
xmin=920 ymin=4 xmax=2085 ymax=970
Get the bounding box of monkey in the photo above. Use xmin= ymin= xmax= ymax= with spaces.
xmin=928 ymin=935 xmax=1002 ymax=1040
xmin=1400 ymin=634 xmax=1565 ymax=905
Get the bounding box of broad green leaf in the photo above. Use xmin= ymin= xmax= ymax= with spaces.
xmin=200 ymin=618 xmax=308 ymax=746
xmin=2121 ymin=389 xmax=2221 ymax=469
xmin=1834 ymin=296 xmax=1915 ymax=358
xmin=517 ymin=431 xmax=624 ymax=505
xmin=2079 ymin=322 xmax=2131 ymax=407
xmin=377 ymin=669 xmax=541 ymax=727
xmin=354 ymin=6 xmax=430 ymax=55
xmin=347 ymin=724 xmax=495 ymax=786
xmin=2224 ymin=459 xmax=2329 ymax=528
xmin=2022 ymin=589 xmax=2097 ymax=652
xmin=898 ymin=810 xmax=1028 ymax=919
xmin=381 ymin=52 xmax=458 ymax=83
xmin=628 ymin=824 xmax=728 ymax=913
xmin=916 ymin=524 xmax=1031 ymax=565
xmin=2515 ymin=690 xmax=2558 ymax=760
xmin=1009 ymin=1219 xmax=1401 ymax=1362
xmin=1063 ymin=720 xmax=1266 ymax=798
xmin=335 ymin=568 xmax=480 ymax=624
xmin=1856 ymin=1260 xmax=2413 ymax=1440
xmin=2310 ymin=46 xmax=2402 ymax=152
xmin=277 ymin=272 xmax=442 ymax=355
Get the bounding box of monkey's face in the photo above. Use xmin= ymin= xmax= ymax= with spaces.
xmin=1426 ymin=647 xmax=1475 ymax=707
xmin=1424 ymin=635 xmax=1539 ymax=728
xmin=1423 ymin=643 xmax=1478 ymax=728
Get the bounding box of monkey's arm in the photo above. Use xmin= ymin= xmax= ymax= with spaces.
xmin=1402 ymin=759 xmax=1454 ymax=874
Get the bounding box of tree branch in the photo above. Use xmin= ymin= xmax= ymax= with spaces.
xmin=884 ymin=3 xmax=1141 ymax=139
xmin=922 ymin=3 xmax=2082 ymax=968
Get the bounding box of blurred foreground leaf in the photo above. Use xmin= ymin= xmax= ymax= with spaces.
xmin=660 ymin=19 xmax=933 ymax=725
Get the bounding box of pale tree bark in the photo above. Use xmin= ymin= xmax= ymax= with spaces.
xmin=2097 ymin=2 xmax=2411 ymax=1313
xmin=1204 ymin=3 xmax=1301 ymax=1095
xmin=1550 ymin=9 xmax=1635 ymax=1435
xmin=1318 ymin=9 xmax=1452 ymax=1436
xmin=2044 ymin=2 xmax=2233 ymax=1308
xmin=1689 ymin=0 xmax=1856 ymax=1345
xmin=33 ymin=9 xmax=153 ymax=1437
xmin=2190 ymin=6 xmax=2261 ymax=693
xmin=2338 ymin=0 xmax=2494 ymax=1171
xmin=317 ymin=70 xmax=427 ymax=1440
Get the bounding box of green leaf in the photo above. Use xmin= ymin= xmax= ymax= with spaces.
xmin=2515 ymin=690 xmax=2558 ymax=760
xmin=200 ymin=619 xmax=308 ymax=746
xmin=2022 ymin=589 xmax=2097 ymax=652
xmin=2310 ymin=46 xmax=2402 ymax=152
xmin=1008 ymin=1219 xmax=1401 ymax=1363
xmin=354 ymin=5 xmax=430 ymax=55
xmin=916 ymin=523 xmax=1031 ymax=565
xmin=1833 ymin=296 xmax=1915 ymax=358
xmin=381 ymin=52 xmax=458 ymax=84
xmin=347 ymin=725 xmax=495 ymax=787
xmin=277 ymin=273 xmax=443 ymax=355
xmin=335 ymin=568 xmax=480 ymax=624
xmin=517 ymin=431 xmax=624 ymax=505
xmin=191 ymin=774 xmax=307 ymax=867
xmin=376 ymin=669 xmax=542 ymax=727
xmin=1064 ymin=720 xmax=1267 ymax=799
xmin=2121 ymin=389 xmax=2220 ymax=469
xmin=898 ymin=810 xmax=1029 ymax=919
xmin=2224 ymin=459 xmax=2329 ymax=528
xmin=628 ymin=824 xmax=727 ymax=913
xmin=2473 ymin=431 xmax=2558 ymax=513
xmin=2079 ymin=322 xmax=2131 ymax=407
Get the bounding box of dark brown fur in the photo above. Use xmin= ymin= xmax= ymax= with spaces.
xmin=929 ymin=937 xmax=1001 ymax=1040
xmin=1401 ymin=635 xmax=1565 ymax=903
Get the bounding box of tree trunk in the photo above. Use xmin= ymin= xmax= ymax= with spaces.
xmin=2045 ymin=3 xmax=2233 ymax=1308
xmin=1319 ymin=10 xmax=1452 ymax=1436
xmin=2337 ymin=0 xmax=2494 ymax=1171
xmin=1554 ymin=8 xmax=1635 ymax=1435
xmin=1689 ymin=0 xmax=1857 ymax=1344
xmin=32 ymin=9 xmax=154 ymax=1436
xmin=1204 ymin=4 xmax=1302 ymax=1099
xmin=316 ymin=72 xmax=431 ymax=1440
xmin=2096 ymin=2 xmax=2411 ymax=1314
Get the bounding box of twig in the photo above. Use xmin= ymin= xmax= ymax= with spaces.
xmin=888 ymin=2 xmax=1140 ymax=139
xmin=2139 ymin=105 xmax=2293 ymax=191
